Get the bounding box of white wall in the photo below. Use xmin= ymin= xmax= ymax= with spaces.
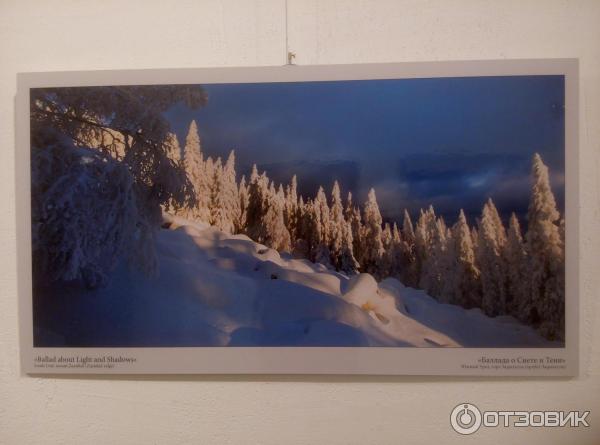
xmin=1 ymin=1 xmax=599 ymax=443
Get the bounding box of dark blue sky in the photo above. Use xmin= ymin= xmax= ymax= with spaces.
xmin=167 ymin=75 xmax=564 ymax=226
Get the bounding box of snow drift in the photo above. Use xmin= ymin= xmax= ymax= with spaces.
xmin=34 ymin=215 xmax=556 ymax=348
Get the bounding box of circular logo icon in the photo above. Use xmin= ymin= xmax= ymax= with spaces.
xmin=450 ymin=403 xmax=482 ymax=435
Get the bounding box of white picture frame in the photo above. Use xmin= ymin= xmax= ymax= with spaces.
xmin=17 ymin=59 xmax=578 ymax=375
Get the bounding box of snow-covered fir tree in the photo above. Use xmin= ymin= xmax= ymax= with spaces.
xmin=245 ymin=165 xmax=269 ymax=243
xmin=295 ymin=194 xmax=306 ymax=250
xmin=470 ymin=226 xmax=479 ymax=252
xmin=313 ymin=186 xmax=332 ymax=266
xmin=491 ymin=201 xmax=507 ymax=246
xmin=209 ymin=150 xmax=240 ymax=234
xmin=263 ymin=182 xmax=292 ymax=252
xmin=420 ymin=214 xmax=449 ymax=298
xmin=295 ymin=197 xmax=317 ymax=260
xmin=284 ymin=175 xmax=299 ymax=245
xmin=338 ymin=220 xmax=360 ymax=274
xmin=505 ymin=212 xmax=526 ymax=316
xmin=477 ymin=198 xmax=508 ymax=316
xmin=224 ymin=151 xmax=242 ymax=229
xmin=444 ymin=210 xmax=480 ymax=307
xmin=559 ymin=217 xmax=565 ymax=247
xmin=329 ymin=181 xmax=347 ymax=270
xmin=524 ymin=153 xmax=565 ymax=339
xmin=244 ymin=168 xmax=292 ymax=251
xmin=163 ymin=132 xmax=185 ymax=213
xmin=209 ymin=157 xmax=225 ymax=229
xmin=361 ymin=188 xmax=385 ymax=277
xmin=380 ymin=223 xmax=394 ymax=278
xmin=182 ymin=120 xmax=211 ymax=222
xmin=400 ymin=209 xmax=418 ymax=287
xmin=315 ymin=186 xmax=331 ymax=245
xmin=292 ymin=195 xmax=309 ymax=257
xmin=388 ymin=222 xmax=404 ymax=279
xmin=345 ymin=192 xmax=364 ymax=268
xmin=415 ymin=206 xmax=436 ymax=289
xmin=165 ymin=132 xmax=181 ymax=165
xmin=277 ymin=184 xmax=286 ymax=206
xmin=237 ymin=175 xmax=249 ymax=233
xmin=31 ymin=133 xmax=139 ymax=287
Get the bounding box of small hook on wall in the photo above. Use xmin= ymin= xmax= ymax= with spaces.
xmin=287 ymin=51 xmax=296 ymax=65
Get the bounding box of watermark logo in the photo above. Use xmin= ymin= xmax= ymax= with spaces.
xmin=450 ymin=403 xmax=590 ymax=435
xmin=450 ymin=403 xmax=482 ymax=435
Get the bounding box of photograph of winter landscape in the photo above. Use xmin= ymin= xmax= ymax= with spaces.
xmin=30 ymin=74 xmax=566 ymax=348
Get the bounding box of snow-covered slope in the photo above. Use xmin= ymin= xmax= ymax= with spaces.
xmin=34 ymin=215 xmax=556 ymax=347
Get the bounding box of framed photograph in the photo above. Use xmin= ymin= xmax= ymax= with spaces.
xmin=17 ymin=59 xmax=578 ymax=375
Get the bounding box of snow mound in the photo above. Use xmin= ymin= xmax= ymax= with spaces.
xmin=34 ymin=215 xmax=558 ymax=348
